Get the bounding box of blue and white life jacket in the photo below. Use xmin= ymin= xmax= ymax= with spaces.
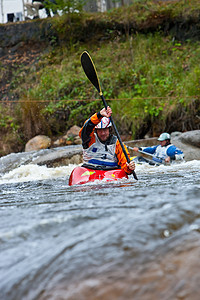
xmin=83 ymin=133 xmax=119 ymax=169
xmin=154 ymin=144 xmax=172 ymax=159
xmin=153 ymin=144 xmax=184 ymax=160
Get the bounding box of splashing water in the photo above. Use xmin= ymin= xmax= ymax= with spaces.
xmin=0 ymin=153 xmax=200 ymax=300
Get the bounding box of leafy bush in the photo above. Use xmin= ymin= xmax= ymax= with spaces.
xmin=1 ymin=1 xmax=200 ymax=156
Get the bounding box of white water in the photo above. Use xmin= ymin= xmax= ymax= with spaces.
xmin=1 ymin=160 xmax=200 ymax=185
xmin=0 ymin=155 xmax=200 ymax=300
xmin=0 ymin=163 xmax=77 ymax=184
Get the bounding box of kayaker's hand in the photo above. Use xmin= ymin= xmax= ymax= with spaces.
xmin=133 ymin=147 xmax=139 ymax=152
xmin=126 ymin=160 xmax=135 ymax=171
xmin=165 ymin=156 xmax=171 ymax=163
xmin=100 ymin=106 xmax=112 ymax=118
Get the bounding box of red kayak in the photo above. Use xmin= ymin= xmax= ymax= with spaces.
xmin=69 ymin=166 xmax=128 ymax=186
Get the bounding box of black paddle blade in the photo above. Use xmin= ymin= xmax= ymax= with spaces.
xmin=81 ymin=51 xmax=101 ymax=94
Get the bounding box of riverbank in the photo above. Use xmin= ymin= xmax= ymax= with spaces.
xmin=1 ymin=1 xmax=200 ymax=157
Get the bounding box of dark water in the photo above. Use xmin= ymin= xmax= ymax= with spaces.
xmin=0 ymin=156 xmax=200 ymax=300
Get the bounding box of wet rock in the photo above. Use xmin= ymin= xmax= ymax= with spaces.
xmin=178 ymin=130 xmax=200 ymax=148
xmin=171 ymin=131 xmax=182 ymax=138
xmin=66 ymin=140 xmax=73 ymax=145
xmin=53 ymin=137 xmax=67 ymax=147
xmin=52 ymin=125 xmax=81 ymax=147
xmin=74 ymin=136 xmax=82 ymax=145
xmin=32 ymin=145 xmax=82 ymax=167
xmin=64 ymin=125 xmax=81 ymax=139
xmin=0 ymin=145 xmax=83 ymax=173
xmin=63 ymin=125 xmax=81 ymax=144
xmin=172 ymin=130 xmax=200 ymax=161
xmin=25 ymin=135 xmax=51 ymax=152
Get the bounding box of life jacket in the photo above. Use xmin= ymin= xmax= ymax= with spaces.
xmin=83 ymin=133 xmax=119 ymax=169
xmin=154 ymin=144 xmax=172 ymax=159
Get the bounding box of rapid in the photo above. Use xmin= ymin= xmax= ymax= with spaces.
xmin=0 ymin=150 xmax=200 ymax=300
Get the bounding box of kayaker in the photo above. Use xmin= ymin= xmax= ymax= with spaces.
xmin=132 ymin=132 xmax=184 ymax=163
xmin=79 ymin=106 xmax=135 ymax=174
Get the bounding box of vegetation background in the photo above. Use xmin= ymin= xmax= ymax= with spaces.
xmin=0 ymin=0 xmax=200 ymax=156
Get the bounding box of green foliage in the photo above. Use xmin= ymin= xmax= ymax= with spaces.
xmin=0 ymin=106 xmax=18 ymax=131
xmin=0 ymin=114 xmax=12 ymax=128
xmin=45 ymin=0 xmax=85 ymax=14
xmin=12 ymin=33 xmax=200 ymax=140
xmin=1 ymin=1 xmax=200 ymax=156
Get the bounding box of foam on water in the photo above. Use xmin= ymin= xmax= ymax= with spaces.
xmin=0 ymin=160 xmax=199 ymax=185
xmin=135 ymin=160 xmax=200 ymax=174
xmin=0 ymin=164 xmax=79 ymax=184
xmin=0 ymin=214 xmax=74 ymax=241
xmin=0 ymin=157 xmax=199 ymax=300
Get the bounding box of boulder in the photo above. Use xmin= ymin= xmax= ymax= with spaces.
xmin=64 ymin=125 xmax=81 ymax=139
xmin=172 ymin=130 xmax=200 ymax=161
xmin=25 ymin=135 xmax=51 ymax=152
xmin=31 ymin=145 xmax=83 ymax=167
xmin=52 ymin=126 xmax=82 ymax=148
xmin=179 ymin=130 xmax=200 ymax=148
xmin=53 ymin=137 xmax=67 ymax=147
xmin=74 ymin=136 xmax=82 ymax=145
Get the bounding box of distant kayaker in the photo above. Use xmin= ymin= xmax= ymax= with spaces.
xmin=79 ymin=106 xmax=135 ymax=174
xmin=132 ymin=132 xmax=184 ymax=163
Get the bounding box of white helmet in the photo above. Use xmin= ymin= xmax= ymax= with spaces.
xmin=157 ymin=132 xmax=171 ymax=141
xmin=95 ymin=117 xmax=112 ymax=129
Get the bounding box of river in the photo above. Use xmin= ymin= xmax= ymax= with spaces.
xmin=0 ymin=150 xmax=200 ymax=300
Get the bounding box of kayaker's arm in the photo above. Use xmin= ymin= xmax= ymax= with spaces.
xmin=132 ymin=146 xmax=158 ymax=154
xmin=115 ymin=141 xmax=134 ymax=174
xmin=79 ymin=112 xmax=103 ymax=149
xmin=166 ymin=145 xmax=184 ymax=161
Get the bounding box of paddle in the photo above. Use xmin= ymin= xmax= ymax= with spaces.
xmin=126 ymin=145 xmax=166 ymax=165
xmin=81 ymin=51 xmax=138 ymax=180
